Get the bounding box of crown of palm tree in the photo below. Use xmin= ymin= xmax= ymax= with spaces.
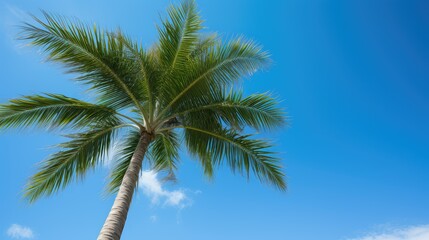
xmin=0 ymin=0 xmax=286 ymax=238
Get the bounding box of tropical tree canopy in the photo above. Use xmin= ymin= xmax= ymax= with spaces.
xmin=0 ymin=0 xmax=286 ymax=238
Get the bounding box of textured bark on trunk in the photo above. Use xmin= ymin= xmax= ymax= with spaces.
xmin=97 ymin=131 xmax=152 ymax=240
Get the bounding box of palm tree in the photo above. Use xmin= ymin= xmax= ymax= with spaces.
xmin=0 ymin=1 xmax=286 ymax=239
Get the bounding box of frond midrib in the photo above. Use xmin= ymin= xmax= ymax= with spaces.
xmin=35 ymin=27 xmax=147 ymax=119
xmin=182 ymin=126 xmax=274 ymax=170
xmin=170 ymin=101 xmax=283 ymax=121
xmin=28 ymin=124 xmax=127 ymax=192
xmin=119 ymin=37 xmax=153 ymax=124
xmin=2 ymin=102 xmax=102 ymax=118
xmin=157 ymin=56 xmax=258 ymax=122
xmin=170 ymin=3 xmax=193 ymax=69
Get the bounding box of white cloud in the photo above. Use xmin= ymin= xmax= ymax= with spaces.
xmin=139 ymin=170 xmax=189 ymax=208
xmin=103 ymin=149 xmax=198 ymax=211
xmin=347 ymin=224 xmax=429 ymax=240
xmin=7 ymin=224 xmax=34 ymax=239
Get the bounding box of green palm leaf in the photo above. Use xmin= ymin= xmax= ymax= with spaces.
xmin=25 ymin=123 xmax=126 ymax=202
xmin=158 ymin=0 xmax=202 ymax=70
xmin=106 ymin=129 xmax=141 ymax=194
xmin=150 ymin=130 xmax=180 ymax=174
xmin=116 ymin=33 xmax=160 ymax=123
xmin=172 ymin=90 xmax=285 ymax=131
xmin=20 ymin=12 xmax=146 ymax=112
xmin=184 ymin=126 xmax=286 ymax=190
xmin=189 ymin=33 xmax=218 ymax=59
xmin=157 ymin=37 xmax=270 ymax=122
xmin=0 ymin=94 xmax=120 ymax=130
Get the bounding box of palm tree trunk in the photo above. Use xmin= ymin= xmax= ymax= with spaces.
xmin=97 ymin=131 xmax=152 ymax=240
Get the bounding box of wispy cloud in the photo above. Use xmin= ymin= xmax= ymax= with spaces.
xmin=6 ymin=224 xmax=34 ymax=239
xmin=139 ymin=170 xmax=190 ymax=208
xmin=347 ymin=224 xmax=429 ymax=240
xmin=5 ymin=4 xmax=29 ymax=21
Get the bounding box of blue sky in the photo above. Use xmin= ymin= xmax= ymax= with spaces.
xmin=1 ymin=0 xmax=429 ymax=239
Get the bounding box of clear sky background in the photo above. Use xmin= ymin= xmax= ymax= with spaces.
xmin=1 ymin=0 xmax=429 ymax=240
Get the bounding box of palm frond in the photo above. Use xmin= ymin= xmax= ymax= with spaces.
xmin=25 ymin=123 xmax=125 ymax=202
xmin=0 ymin=94 xmax=121 ymax=130
xmin=116 ymin=33 xmax=160 ymax=123
xmin=106 ymin=129 xmax=141 ymax=194
xmin=157 ymin=37 xmax=271 ymax=121
xmin=189 ymin=33 xmax=218 ymax=59
xmin=20 ymin=12 xmax=146 ymax=113
xmin=158 ymin=0 xmax=202 ymax=70
xmin=174 ymin=90 xmax=286 ymax=131
xmin=150 ymin=130 xmax=180 ymax=174
xmin=184 ymin=126 xmax=286 ymax=190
